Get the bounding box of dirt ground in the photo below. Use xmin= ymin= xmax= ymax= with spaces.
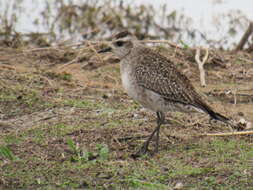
xmin=0 ymin=45 xmax=253 ymax=189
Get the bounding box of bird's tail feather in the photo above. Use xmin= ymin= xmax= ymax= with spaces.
xmin=194 ymin=99 xmax=236 ymax=128
xmin=208 ymin=109 xmax=231 ymax=124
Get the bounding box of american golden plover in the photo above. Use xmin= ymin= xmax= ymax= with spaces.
xmin=99 ymin=31 xmax=235 ymax=156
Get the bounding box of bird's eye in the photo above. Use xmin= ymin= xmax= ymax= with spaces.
xmin=115 ymin=41 xmax=124 ymax=47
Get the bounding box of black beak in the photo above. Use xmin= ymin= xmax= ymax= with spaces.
xmin=98 ymin=47 xmax=112 ymax=53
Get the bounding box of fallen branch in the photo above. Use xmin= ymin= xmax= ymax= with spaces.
xmin=195 ymin=47 xmax=209 ymax=87
xmin=234 ymin=22 xmax=253 ymax=52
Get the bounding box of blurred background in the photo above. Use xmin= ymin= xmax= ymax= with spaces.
xmin=0 ymin=0 xmax=252 ymax=49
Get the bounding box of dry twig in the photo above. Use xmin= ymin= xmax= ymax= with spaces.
xmin=86 ymin=41 xmax=104 ymax=65
xmin=163 ymin=129 xmax=253 ymax=139
xmin=195 ymin=47 xmax=209 ymax=87
xmin=57 ymin=46 xmax=89 ymax=69
xmin=198 ymin=130 xmax=253 ymax=137
xmin=57 ymin=53 xmax=81 ymax=69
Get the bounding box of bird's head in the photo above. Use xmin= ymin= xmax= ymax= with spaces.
xmin=98 ymin=30 xmax=137 ymax=59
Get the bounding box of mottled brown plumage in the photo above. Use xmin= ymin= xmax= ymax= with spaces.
xmin=99 ymin=30 xmax=235 ymax=156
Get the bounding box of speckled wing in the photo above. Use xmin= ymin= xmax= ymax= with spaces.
xmin=134 ymin=47 xmax=207 ymax=109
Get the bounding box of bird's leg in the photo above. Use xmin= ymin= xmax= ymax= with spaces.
xmin=135 ymin=111 xmax=165 ymax=156
xmin=153 ymin=112 xmax=165 ymax=154
xmin=135 ymin=125 xmax=158 ymax=155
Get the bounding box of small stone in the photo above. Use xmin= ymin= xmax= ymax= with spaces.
xmin=239 ymin=118 xmax=246 ymax=124
xmin=133 ymin=113 xmax=138 ymax=118
xmin=174 ymin=182 xmax=183 ymax=189
xmin=246 ymin=122 xmax=252 ymax=129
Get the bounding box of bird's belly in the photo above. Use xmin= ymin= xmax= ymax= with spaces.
xmin=121 ymin=72 xmax=166 ymax=112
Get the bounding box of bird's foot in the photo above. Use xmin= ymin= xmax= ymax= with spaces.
xmin=132 ymin=142 xmax=159 ymax=158
xmin=131 ymin=142 xmax=149 ymax=158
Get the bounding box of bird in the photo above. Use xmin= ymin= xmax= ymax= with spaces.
xmin=98 ymin=30 xmax=237 ymax=156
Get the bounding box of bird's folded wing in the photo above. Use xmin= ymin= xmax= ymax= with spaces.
xmin=134 ymin=57 xmax=210 ymax=112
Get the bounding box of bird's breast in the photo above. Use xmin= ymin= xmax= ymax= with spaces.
xmin=120 ymin=63 xmax=138 ymax=100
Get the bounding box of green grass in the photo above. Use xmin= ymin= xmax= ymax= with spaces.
xmin=0 ymin=146 xmax=18 ymax=161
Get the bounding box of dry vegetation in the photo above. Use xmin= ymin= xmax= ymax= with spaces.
xmin=0 ymin=0 xmax=253 ymax=189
